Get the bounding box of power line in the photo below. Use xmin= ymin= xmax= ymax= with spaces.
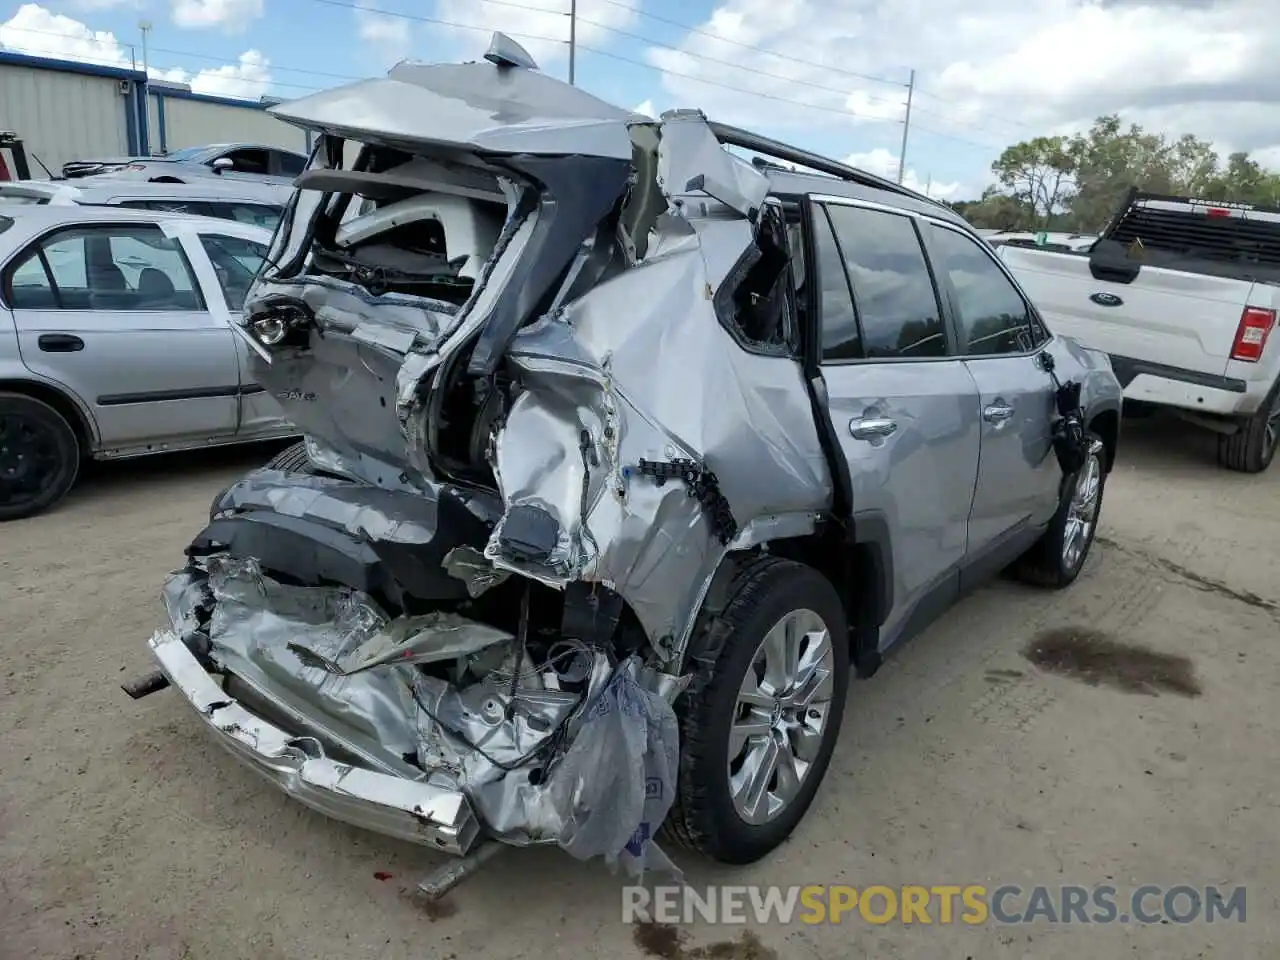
xmin=587 ymin=0 xmax=909 ymax=90
xmin=576 ymin=44 xmax=905 ymax=125
xmin=575 ymin=14 xmax=907 ymax=109
xmin=304 ymin=0 xmax=569 ymax=47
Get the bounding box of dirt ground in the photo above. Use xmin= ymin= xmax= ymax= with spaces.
xmin=2 ymin=414 xmax=1278 ymax=959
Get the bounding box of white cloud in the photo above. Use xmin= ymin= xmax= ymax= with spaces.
xmin=71 ymin=0 xmax=137 ymax=9
xmin=355 ymin=0 xmax=411 ymax=64
xmin=632 ymin=99 xmax=655 ymax=118
xmin=186 ymin=49 xmax=272 ymax=98
xmin=432 ymin=0 xmax=638 ymax=67
xmin=845 ymin=148 xmax=964 ymax=200
xmin=641 ymin=0 xmax=1280 ymax=192
xmin=0 ymin=5 xmax=272 ymax=100
xmin=0 ymin=3 xmax=134 ymax=67
xmin=171 ymin=0 xmax=263 ymax=33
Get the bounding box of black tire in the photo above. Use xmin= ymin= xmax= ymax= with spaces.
xmin=263 ymin=440 xmax=314 ymax=474
xmin=662 ymin=556 xmax=850 ymax=865
xmin=0 ymin=391 xmax=81 ymax=522
xmin=1014 ymin=432 xmax=1107 ymax=588
xmin=1217 ymin=380 xmax=1280 ymax=474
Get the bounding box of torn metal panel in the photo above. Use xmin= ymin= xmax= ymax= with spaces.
xmin=494 ymin=220 xmax=833 ymax=651
xmin=148 ymin=627 xmax=480 ymax=855
xmin=268 ymin=50 xmax=635 ymax=160
xmin=152 ymin=556 xmax=682 ymax=875
xmin=656 ymin=110 xmax=771 ymax=220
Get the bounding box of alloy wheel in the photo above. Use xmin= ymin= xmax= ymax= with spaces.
xmin=0 ymin=412 xmax=62 ymax=510
xmin=1062 ymin=445 xmax=1103 ymax=572
xmin=728 ymin=608 xmax=836 ymax=826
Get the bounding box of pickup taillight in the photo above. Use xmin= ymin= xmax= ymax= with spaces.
xmin=1230 ymin=307 xmax=1276 ymax=362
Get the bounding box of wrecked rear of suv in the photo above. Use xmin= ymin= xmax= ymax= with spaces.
xmin=135 ymin=34 xmax=853 ymax=884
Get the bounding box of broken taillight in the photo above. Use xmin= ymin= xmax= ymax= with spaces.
xmin=1230 ymin=306 xmax=1276 ymax=362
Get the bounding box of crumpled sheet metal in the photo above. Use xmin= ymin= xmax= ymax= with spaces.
xmin=656 ymin=111 xmax=771 ymax=219
xmin=493 ymin=214 xmax=832 ymax=650
xmin=161 ymin=557 xmax=683 ymax=875
xmin=269 ymin=51 xmax=635 ymax=161
xmin=212 ymin=468 xmax=446 ymax=544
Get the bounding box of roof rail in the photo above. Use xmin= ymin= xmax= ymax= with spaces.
xmin=707 ymin=121 xmax=945 ymax=208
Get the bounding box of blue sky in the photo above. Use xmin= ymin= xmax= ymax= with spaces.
xmin=4 ymin=0 xmax=1280 ymax=201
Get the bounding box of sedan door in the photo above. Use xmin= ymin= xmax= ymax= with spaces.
xmin=2 ymin=219 xmax=241 ymax=454
xmin=184 ymin=224 xmax=291 ymax=438
xmin=809 ymin=199 xmax=982 ymax=651
xmin=921 ymin=222 xmax=1061 ymax=574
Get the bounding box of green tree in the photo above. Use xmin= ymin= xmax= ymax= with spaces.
xmin=990 ymin=136 xmax=1076 ymax=227
xmin=1065 ymin=115 xmax=1181 ymax=231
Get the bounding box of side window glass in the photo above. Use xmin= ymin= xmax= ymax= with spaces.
xmin=276 ymin=152 xmax=307 ymax=177
xmin=108 ymin=231 xmax=199 ymax=310
xmin=812 ymin=205 xmax=861 ymax=361
xmin=928 ymin=224 xmax=1037 ymax=356
xmin=223 ymin=149 xmax=269 ymax=174
xmin=199 ymin=234 xmax=267 ymax=311
xmin=207 ymin=202 xmax=282 ymax=231
xmin=826 ymin=205 xmax=947 ymax=359
xmin=8 ymin=249 xmax=58 ymax=309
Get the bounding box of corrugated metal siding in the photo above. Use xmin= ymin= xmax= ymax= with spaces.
xmin=159 ymin=97 xmax=307 ymax=154
xmin=0 ymin=64 xmax=129 ymax=174
xmin=147 ymin=95 xmax=162 ymax=153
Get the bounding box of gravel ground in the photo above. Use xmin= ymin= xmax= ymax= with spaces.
xmin=2 ymin=415 xmax=1278 ymax=959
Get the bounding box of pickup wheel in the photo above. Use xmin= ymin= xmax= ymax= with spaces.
xmin=1217 ymin=380 xmax=1280 ymax=474
xmin=1014 ymin=432 xmax=1107 ymax=588
xmin=0 ymin=391 xmax=81 ymax=522
xmin=264 ymin=441 xmax=314 ymax=474
xmin=662 ymin=557 xmax=849 ymax=865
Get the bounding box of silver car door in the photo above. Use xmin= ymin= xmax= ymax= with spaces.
xmin=811 ymin=199 xmax=982 ymax=650
xmin=185 ymin=224 xmax=290 ymax=437
xmin=3 ymin=219 xmax=240 ymax=454
xmin=922 ymin=222 xmax=1061 ymax=560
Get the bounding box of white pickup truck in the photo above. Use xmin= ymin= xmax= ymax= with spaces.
xmin=998 ymin=191 xmax=1280 ymax=472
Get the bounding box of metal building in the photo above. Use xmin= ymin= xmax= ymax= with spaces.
xmin=0 ymin=48 xmax=308 ymax=176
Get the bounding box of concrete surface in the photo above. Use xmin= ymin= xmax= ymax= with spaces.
xmin=2 ymin=414 xmax=1277 ymax=959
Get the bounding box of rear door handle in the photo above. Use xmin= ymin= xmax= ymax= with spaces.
xmin=849 ymin=417 xmax=898 ymax=440
xmin=984 ymin=403 xmax=1015 ymax=423
xmin=37 ymin=333 xmax=85 ymax=352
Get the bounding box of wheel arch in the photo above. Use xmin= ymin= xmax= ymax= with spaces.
xmin=734 ymin=512 xmax=894 ymax=678
xmin=0 ymin=377 xmax=97 ymax=453
xmin=1088 ymin=405 xmax=1120 ymax=472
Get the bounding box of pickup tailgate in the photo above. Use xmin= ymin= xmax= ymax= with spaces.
xmin=998 ymin=245 xmax=1252 ymax=379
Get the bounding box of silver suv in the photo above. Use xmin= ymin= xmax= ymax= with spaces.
xmin=134 ymin=35 xmax=1123 ymax=879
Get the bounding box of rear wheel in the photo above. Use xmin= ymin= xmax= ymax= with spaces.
xmin=0 ymin=391 xmax=81 ymax=521
xmin=662 ymin=557 xmax=849 ymax=864
xmin=264 ymin=440 xmax=314 ymax=473
xmin=1217 ymin=380 xmax=1280 ymax=474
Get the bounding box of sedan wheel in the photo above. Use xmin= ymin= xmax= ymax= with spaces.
xmin=0 ymin=392 xmax=80 ymax=522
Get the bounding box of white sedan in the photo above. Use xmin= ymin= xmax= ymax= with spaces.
xmin=0 ymin=205 xmax=294 ymax=520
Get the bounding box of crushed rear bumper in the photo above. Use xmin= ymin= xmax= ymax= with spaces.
xmin=149 ymin=628 xmax=480 ymax=856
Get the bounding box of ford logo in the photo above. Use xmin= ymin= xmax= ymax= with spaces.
xmin=1089 ymin=292 xmax=1124 ymax=307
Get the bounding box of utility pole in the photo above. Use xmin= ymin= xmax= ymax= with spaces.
xmin=568 ymin=0 xmax=577 ymax=85
xmin=139 ymin=21 xmax=151 ymax=76
xmin=925 ymin=173 xmax=932 ymax=197
xmin=897 ymin=68 xmax=915 ymax=185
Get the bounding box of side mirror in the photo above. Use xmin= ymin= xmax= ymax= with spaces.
xmin=211 ymin=157 xmax=234 ymax=173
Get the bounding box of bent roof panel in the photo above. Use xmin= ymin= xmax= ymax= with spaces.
xmin=268 ymin=61 xmax=635 ymax=160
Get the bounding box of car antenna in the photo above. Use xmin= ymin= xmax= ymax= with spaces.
xmin=30 ymin=153 xmax=55 ymax=179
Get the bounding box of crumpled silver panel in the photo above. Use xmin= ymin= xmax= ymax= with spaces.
xmin=157 ymin=557 xmax=684 ymax=874
xmin=269 ymin=52 xmax=634 ymax=160
xmin=489 ymin=214 xmax=832 ymax=650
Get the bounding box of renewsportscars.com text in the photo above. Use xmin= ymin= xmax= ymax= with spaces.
xmin=623 ymin=884 xmax=1246 ymax=926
